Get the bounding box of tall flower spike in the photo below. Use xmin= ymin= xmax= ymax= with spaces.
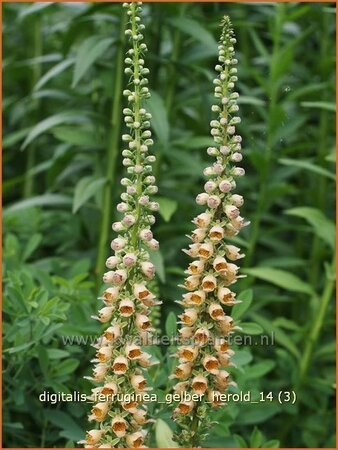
xmin=171 ymin=16 xmax=248 ymax=447
xmin=81 ymin=3 xmax=160 ymax=448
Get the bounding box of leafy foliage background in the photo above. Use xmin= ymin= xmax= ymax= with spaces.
xmin=3 ymin=2 xmax=336 ymax=448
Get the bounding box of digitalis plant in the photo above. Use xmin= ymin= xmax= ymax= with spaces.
xmin=170 ymin=16 xmax=249 ymax=447
xmin=81 ymin=3 xmax=160 ymax=448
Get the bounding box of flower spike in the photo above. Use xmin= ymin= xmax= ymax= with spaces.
xmin=81 ymin=3 xmax=159 ymax=448
xmin=170 ymin=16 xmax=248 ymax=447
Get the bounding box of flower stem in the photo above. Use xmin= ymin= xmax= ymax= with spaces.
xmin=299 ymin=256 xmax=336 ymax=382
xmin=23 ymin=16 xmax=42 ymax=198
xmin=95 ymin=10 xmax=127 ymax=285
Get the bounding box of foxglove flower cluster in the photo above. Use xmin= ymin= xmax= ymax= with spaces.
xmin=170 ymin=16 xmax=248 ymax=446
xmin=81 ymin=3 xmax=160 ymax=448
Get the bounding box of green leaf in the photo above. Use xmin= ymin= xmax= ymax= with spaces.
xmin=300 ymin=101 xmax=336 ymax=112
xmin=232 ymin=289 xmax=253 ymax=320
xmin=246 ymin=360 xmax=276 ymax=380
xmin=4 ymin=194 xmax=72 ymax=215
xmin=53 ymin=358 xmax=79 ymax=376
xmin=34 ymin=58 xmax=75 ymax=91
xmin=47 ymin=349 xmax=70 ymax=360
xmin=165 ymin=312 xmax=177 ymax=337
xmin=149 ymin=250 xmax=166 ymax=283
xmin=52 ymin=126 xmax=102 ymax=147
xmin=252 ymin=313 xmax=301 ymax=360
xmin=155 ymin=419 xmax=179 ymax=448
xmin=243 ymin=267 xmax=314 ymax=295
xmin=44 ymin=409 xmax=84 ymax=441
xmin=72 ymin=37 xmax=114 ymax=87
xmin=156 ymin=197 xmax=178 ymax=222
xmin=264 ymin=439 xmax=280 ymax=448
xmin=22 ymin=233 xmax=42 ymax=261
xmin=72 ymin=176 xmax=106 ymax=213
xmin=250 ymin=427 xmax=264 ymax=448
xmin=19 ymin=2 xmax=53 ymax=19
xmin=21 ymin=111 xmax=92 ymax=149
xmin=285 ymin=207 xmax=335 ymax=249
xmin=240 ymin=322 xmax=264 ymax=335
xmin=147 ymin=91 xmax=170 ymax=146
xmin=279 ymin=157 xmax=335 ymax=181
xmin=167 ymin=17 xmax=217 ymax=52
xmin=239 ymin=403 xmax=280 ymax=425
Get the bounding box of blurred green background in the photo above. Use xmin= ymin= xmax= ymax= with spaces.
xmin=3 ymin=2 xmax=336 ymax=448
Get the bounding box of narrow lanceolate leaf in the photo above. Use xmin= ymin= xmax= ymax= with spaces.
xmin=4 ymin=194 xmax=72 ymax=215
xmin=279 ymin=157 xmax=335 ymax=181
xmin=167 ymin=17 xmax=218 ymax=53
xmin=285 ymin=207 xmax=335 ymax=249
xmin=72 ymin=176 xmax=106 ymax=213
xmin=21 ymin=111 xmax=92 ymax=149
xmin=243 ymin=267 xmax=315 ymax=295
xmin=72 ymin=36 xmax=114 ymax=87
xmin=147 ymin=91 xmax=170 ymax=146
xmin=34 ymin=58 xmax=75 ymax=91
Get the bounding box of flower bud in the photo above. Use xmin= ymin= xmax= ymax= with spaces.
xmin=207 ymin=195 xmax=221 ymax=209
xmin=230 ymin=194 xmax=244 ymax=207
xmin=123 ymin=253 xmax=137 ymax=267
xmin=110 ymin=237 xmax=127 ymax=251
xmin=196 ymin=193 xmax=209 ymax=205
xmin=139 ymin=229 xmax=153 ymax=241
xmin=224 ymin=204 xmax=240 ymax=219
xmin=105 ymin=256 xmax=119 ymax=269
xmin=219 ymin=180 xmax=232 ymax=193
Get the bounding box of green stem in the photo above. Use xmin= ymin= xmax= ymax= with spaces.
xmin=130 ymin=4 xmax=142 ymax=250
xmin=23 ymin=17 xmax=42 ymax=198
xmin=190 ymin=409 xmax=200 ymax=448
xmin=95 ymin=10 xmax=127 ymax=285
xmin=299 ymin=256 xmax=336 ymax=382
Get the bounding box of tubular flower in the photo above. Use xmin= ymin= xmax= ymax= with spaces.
xmin=170 ymin=16 xmax=248 ymax=447
xmin=81 ymin=3 xmax=159 ymax=448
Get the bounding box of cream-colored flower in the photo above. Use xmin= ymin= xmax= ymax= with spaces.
xmin=112 ymin=355 xmax=129 ymax=374
xmin=111 ymin=416 xmax=128 ymax=438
